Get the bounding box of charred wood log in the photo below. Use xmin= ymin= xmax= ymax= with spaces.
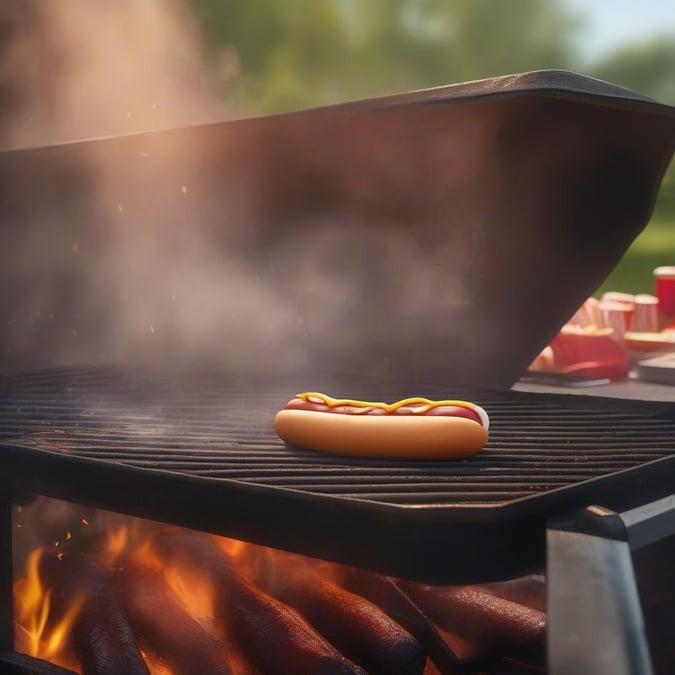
xmin=38 ymin=552 xmax=149 ymax=675
xmin=478 ymin=576 xmax=546 ymax=612
xmin=339 ymin=566 xmax=486 ymax=675
xmin=269 ymin=565 xmax=426 ymax=675
xmin=398 ymin=580 xmax=546 ymax=663
xmin=154 ymin=528 xmax=366 ymax=675
xmin=114 ymin=560 xmax=232 ymax=675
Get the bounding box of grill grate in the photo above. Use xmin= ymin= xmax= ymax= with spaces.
xmin=1 ymin=365 xmax=674 ymax=582
xmin=1 ymin=366 xmax=673 ymax=505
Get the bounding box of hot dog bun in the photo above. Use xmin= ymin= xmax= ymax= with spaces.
xmin=274 ymin=409 xmax=488 ymax=460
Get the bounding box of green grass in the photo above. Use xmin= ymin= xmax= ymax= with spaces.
xmin=596 ymin=217 xmax=675 ymax=296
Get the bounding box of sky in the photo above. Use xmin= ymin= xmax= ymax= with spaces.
xmin=569 ymin=0 xmax=675 ymax=60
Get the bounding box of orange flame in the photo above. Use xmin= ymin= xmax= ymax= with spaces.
xmin=13 ymin=548 xmax=83 ymax=672
xmin=13 ymin=507 xmax=332 ymax=675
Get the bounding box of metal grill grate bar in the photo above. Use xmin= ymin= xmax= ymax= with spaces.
xmin=1 ymin=366 xmax=674 ymax=510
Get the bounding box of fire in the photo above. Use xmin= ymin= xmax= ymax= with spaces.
xmin=212 ymin=535 xmax=247 ymax=560
xmin=14 ymin=549 xmax=50 ymax=655
xmin=14 ymin=514 xmax=248 ymax=674
xmin=13 ymin=548 xmax=83 ymax=672
xmin=104 ymin=523 xmax=129 ymax=562
xmin=13 ymin=500 xmax=442 ymax=675
xmin=161 ymin=563 xmax=216 ymax=626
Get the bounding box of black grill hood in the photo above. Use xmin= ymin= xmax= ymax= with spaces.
xmin=0 ymin=70 xmax=674 ymax=385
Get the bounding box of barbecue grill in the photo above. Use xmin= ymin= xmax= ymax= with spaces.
xmin=1 ymin=365 xmax=675 ymax=582
xmin=1 ymin=71 xmax=675 ymax=674
xmin=1 ymin=366 xmax=674 ymax=673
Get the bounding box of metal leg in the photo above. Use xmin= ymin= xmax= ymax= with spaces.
xmin=546 ymin=497 xmax=675 ymax=675
xmin=547 ymin=524 xmax=653 ymax=674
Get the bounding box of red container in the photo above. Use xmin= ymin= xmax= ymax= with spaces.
xmin=655 ymin=266 xmax=675 ymax=318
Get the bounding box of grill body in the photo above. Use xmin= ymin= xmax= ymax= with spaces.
xmin=1 ymin=70 xmax=675 ymax=674
xmin=1 ymin=365 xmax=674 ymax=583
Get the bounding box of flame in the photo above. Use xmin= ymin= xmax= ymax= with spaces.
xmin=162 ymin=564 xmax=215 ymax=626
xmin=104 ymin=524 xmax=129 ymax=562
xmin=114 ymin=524 xmax=217 ymax=625
xmin=212 ymin=534 xmax=248 ymax=560
xmin=13 ymin=549 xmax=51 ymax=656
xmin=102 ymin=516 xmax=154 ymax=566
xmin=13 ymin=548 xmax=83 ymax=672
xmin=13 ymin=504 xmax=336 ymax=675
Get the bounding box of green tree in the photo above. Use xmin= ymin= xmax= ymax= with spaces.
xmin=189 ymin=0 xmax=583 ymax=113
xmin=588 ymin=37 xmax=675 ymax=216
xmin=589 ymin=37 xmax=675 ymax=106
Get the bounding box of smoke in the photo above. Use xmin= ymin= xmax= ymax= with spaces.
xmin=1 ymin=3 xmax=651 ymax=387
xmin=1 ymin=0 xmax=224 ymax=148
xmin=0 ymin=0 xmax=317 ymax=375
xmin=0 ymin=0 xmax=486 ymax=380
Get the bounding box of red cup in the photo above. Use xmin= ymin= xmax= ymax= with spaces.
xmin=655 ymin=266 xmax=675 ymax=318
xmin=597 ymin=300 xmax=631 ymax=341
xmin=631 ymin=294 xmax=659 ymax=333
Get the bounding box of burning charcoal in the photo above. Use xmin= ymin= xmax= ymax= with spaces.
xmin=268 ymin=566 xmax=427 ymax=675
xmin=114 ymin=560 xmax=232 ymax=675
xmin=39 ymin=552 xmax=149 ymax=675
xmin=398 ymin=580 xmax=546 ymax=663
xmin=153 ymin=528 xmax=366 ymax=675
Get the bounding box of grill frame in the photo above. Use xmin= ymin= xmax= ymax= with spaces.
xmin=1 ymin=366 xmax=674 ymax=584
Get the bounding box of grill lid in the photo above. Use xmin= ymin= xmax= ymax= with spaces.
xmin=1 ymin=71 xmax=674 ymax=387
xmin=1 ymin=366 xmax=674 ymax=583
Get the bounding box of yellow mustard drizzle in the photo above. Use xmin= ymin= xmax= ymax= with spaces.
xmin=296 ymin=392 xmax=477 ymax=415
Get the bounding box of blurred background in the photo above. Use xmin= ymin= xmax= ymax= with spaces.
xmin=1 ymin=0 xmax=673 ymax=296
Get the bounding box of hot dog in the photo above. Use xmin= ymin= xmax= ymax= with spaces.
xmin=274 ymin=392 xmax=489 ymax=459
